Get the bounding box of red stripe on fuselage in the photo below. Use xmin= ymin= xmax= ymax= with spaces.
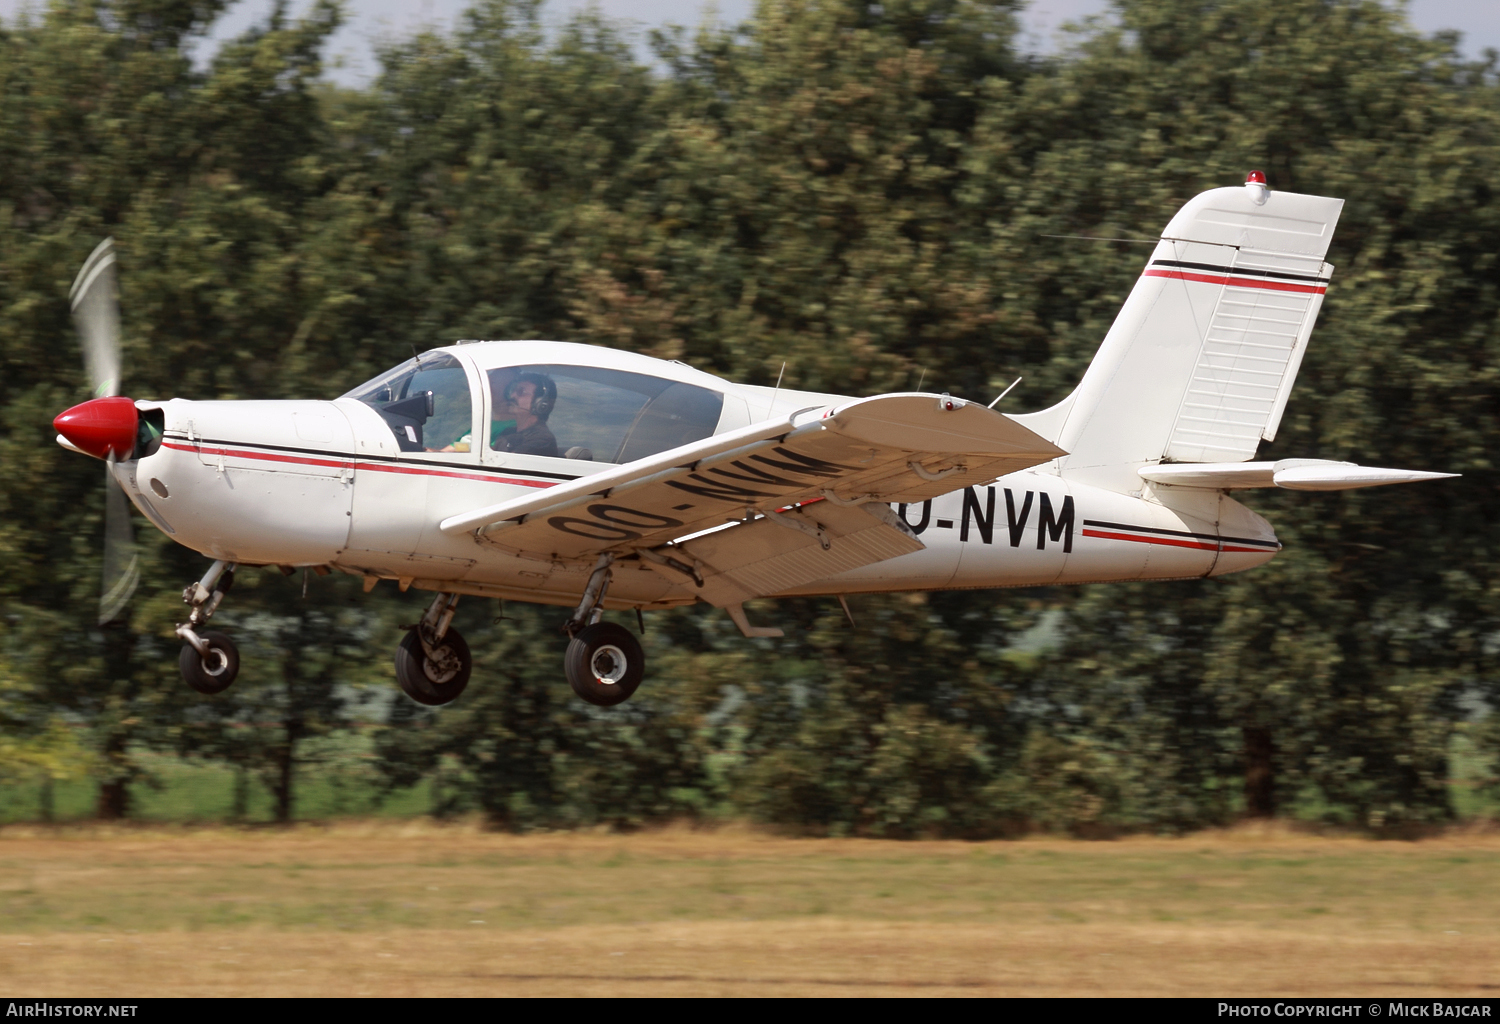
xmin=1083 ymin=528 xmax=1221 ymax=552
xmin=1082 ymin=528 xmax=1275 ymax=553
xmin=171 ymin=442 xmax=351 ymax=471
xmin=162 ymin=441 xmax=556 ymax=488
xmin=1142 ymin=268 xmax=1327 ymax=295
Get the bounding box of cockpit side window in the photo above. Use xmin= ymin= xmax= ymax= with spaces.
xmin=344 ymin=353 xmax=474 ymax=454
xmin=485 ymin=364 xmax=724 ymax=464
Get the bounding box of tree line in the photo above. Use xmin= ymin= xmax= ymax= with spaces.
xmin=1 ymin=0 xmax=1497 ymax=832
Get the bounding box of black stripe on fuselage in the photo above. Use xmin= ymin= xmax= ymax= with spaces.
xmin=1081 ymin=518 xmax=1279 ymax=550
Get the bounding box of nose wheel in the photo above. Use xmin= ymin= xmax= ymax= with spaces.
xmin=179 ymin=630 xmax=240 ymax=694
xmin=176 ymin=559 xmax=241 ymax=693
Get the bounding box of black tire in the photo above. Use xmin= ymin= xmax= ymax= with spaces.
xmin=565 ymin=622 xmax=645 ymax=706
xmin=394 ymin=627 xmax=471 ymax=706
xmin=180 ymin=631 xmax=240 ymax=695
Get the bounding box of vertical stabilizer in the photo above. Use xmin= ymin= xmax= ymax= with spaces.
xmin=1015 ymin=176 xmax=1343 ymax=493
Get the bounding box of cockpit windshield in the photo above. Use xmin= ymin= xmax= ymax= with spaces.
xmin=343 ymin=352 xmax=473 ymax=453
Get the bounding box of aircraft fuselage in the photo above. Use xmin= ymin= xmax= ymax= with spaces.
xmin=118 ymin=394 xmax=1279 ymax=611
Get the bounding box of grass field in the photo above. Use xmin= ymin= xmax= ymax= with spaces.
xmin=2 ymin=823 xmax=1498 ymax=996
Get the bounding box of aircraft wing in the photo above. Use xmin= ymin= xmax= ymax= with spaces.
xmin=439 ymin=394 xmax=1065 ymax=593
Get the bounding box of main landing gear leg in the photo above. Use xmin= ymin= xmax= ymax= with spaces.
xmin=394 ymin=592 xmax=472 ymax=706
xmin=177 ymin=559 xmax=240 ymax=694
xmin=563 ymin=554 xmax=645 ymax=707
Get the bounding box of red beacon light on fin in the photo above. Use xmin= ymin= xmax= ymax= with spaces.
xmin=1244 ymin=169 xmax=1269 ymax=205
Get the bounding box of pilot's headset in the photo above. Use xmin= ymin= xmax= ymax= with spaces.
xmin=507 ymin=372 xmax=557 ymax=421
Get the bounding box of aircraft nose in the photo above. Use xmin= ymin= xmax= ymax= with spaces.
xmin=54 ymin=396 xmax=139 ymax=460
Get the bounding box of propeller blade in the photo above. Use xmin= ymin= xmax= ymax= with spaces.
xmin=100 ymin=457 xmax=139 ymax=625
xmin=69 ymin=238 xmax=121 ymax=399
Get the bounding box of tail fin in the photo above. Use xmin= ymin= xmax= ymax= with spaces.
xmin=1014 ymin=176 xmax=1344 ymax=492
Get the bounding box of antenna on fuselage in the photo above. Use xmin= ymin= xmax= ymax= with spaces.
xmin=770 ymin=360 xmax=786 ymax=410
xmin=988 ymin=376 xmax=1023 ymax=409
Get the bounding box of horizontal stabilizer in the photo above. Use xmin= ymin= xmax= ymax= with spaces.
xmin=1273 ymin=463 xmax=1457 ymax=491
xmin=1140 ymin=459 xmax=1457 ymax=492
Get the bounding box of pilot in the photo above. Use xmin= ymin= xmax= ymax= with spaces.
xmin=493 ymin=372 xmax=559 ymax=458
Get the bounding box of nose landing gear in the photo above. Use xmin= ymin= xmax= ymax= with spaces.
xmin=177 ymin=559 xmax=240 ymax=694
xmin=561 ymin=554 xmax=647 ymax=706
xmin=394 ymin=592 xmax=472 ymax=706
xmin=179 ymin=631 xmax=240 ymax=695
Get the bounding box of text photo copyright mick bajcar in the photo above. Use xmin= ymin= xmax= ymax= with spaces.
xmin=1220 ymin=1005 xmax=1493 ymax=1018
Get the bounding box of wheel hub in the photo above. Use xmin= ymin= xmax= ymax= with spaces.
xmin=590 ymin=644 xmax=628 ymax=685
xmin=423 ymin=643 xmax=463 ymax=685
xmin=202 ymin=649 xmax=229 ymax=677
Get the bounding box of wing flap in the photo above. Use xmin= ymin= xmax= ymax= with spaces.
xmin=653 ymin=501 xmax=924 ymax=606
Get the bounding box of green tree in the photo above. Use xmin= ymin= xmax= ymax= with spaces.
xmin=975 ymin=0 xmax=1500 ymax=826
xmin=0 ymin=0 xmax=357 ymax=817
xmin=5 ymin=0 xmax=1498 ymax=834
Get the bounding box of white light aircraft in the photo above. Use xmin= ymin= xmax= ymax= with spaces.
xmin=53 ymin=173 xmax=1454 ymax=707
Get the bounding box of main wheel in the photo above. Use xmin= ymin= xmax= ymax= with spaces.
xmin=394 ymin=628 xmax=472 ymax=706
xmin=180 ymin=631 xmax=240 ymax=695
xmin=565 ymin=622 xmax=645 ymax=706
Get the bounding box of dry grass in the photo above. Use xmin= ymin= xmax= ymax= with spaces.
xmin=2 ymin=821 xmax=1498 ymax=996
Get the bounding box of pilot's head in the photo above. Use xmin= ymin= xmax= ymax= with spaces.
xmin=504 ymin=372 xmax=556 ymax=422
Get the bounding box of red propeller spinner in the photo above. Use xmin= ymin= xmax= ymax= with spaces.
xmin=55 ymin=396 xmax=139 ymax=460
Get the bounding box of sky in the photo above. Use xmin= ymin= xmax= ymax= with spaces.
xmin=0 ymin=0 xmax=1495 ymax=86
xmin=1023 ymin=0 xmax=1500 ymax=58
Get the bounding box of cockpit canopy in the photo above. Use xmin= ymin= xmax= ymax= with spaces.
xmin=344 ymin=349 xmax=726 ymax=464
